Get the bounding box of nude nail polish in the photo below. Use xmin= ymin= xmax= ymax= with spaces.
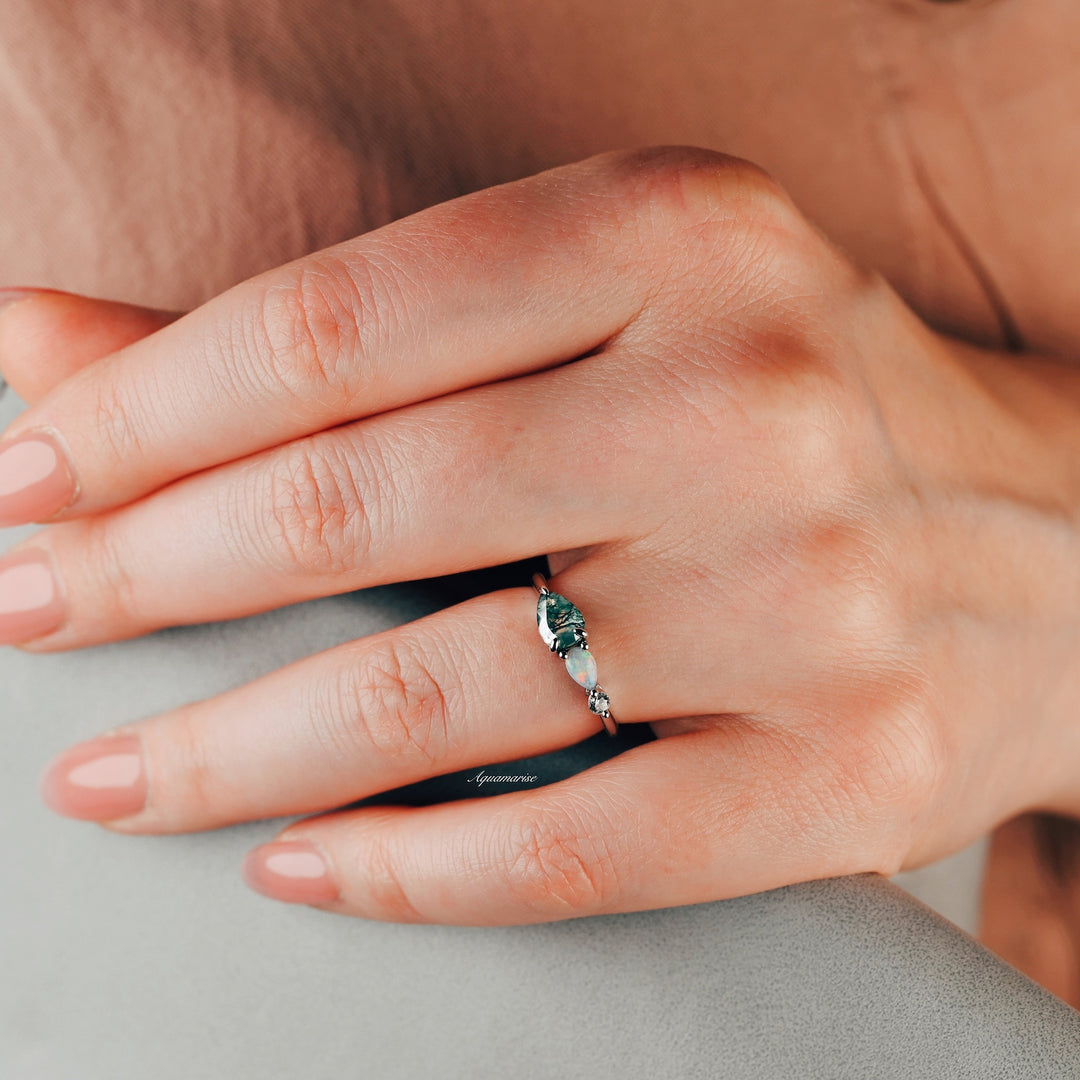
xmin=242 ymin=840 xmax=340 ymax=904
xmin=39 ymin=733 xmax=147 ymax=821
xmin=0 ymin=549 xmax=65 ymax=644
xmin=0 ymin=287 xmax=48 ymax=310
xmin=0 ymin=429 xmax=78 ymax=525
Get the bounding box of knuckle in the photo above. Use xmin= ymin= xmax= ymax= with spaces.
xmin=831 ymin=515 xmax=909 ymax=639
xmin=827 ymin=690 xmax=950 ymax=874
xmin=166 ymin=704 xmax=220 ymax=818
xmin=496 ymin=805 xmax=623 ymax=915
xmin=602 ymin=147 xmax=857 ymax=336
xmin=324 ymin=636 xmax=453 ymax=767
xmin=249 ymin=253 xmax=400 ymax=409
xmin=741 ymin=360 xmax=888 ymax=518
xmin=774 ymin=367 xmax=861 ymax=486
xmin=254 ymin=439 xmax=376 ymax=577
xmin=610 ymin=145 xmax=802 ymax=255
xmin=776 ymin=517 xmax=907 ymax=677
xmin=81 ymin=517 xmax=144 ymax=630
xmin=89 ymin=371 xmax=147 ymax=466
xmin=358 ymin=827 xmax=427 ymax=922
xmin=868 ymin=697 xmax=951 ymax=814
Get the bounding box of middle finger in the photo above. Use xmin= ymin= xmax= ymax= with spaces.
xmin=2 ymin=353 xmax=671 ymax=650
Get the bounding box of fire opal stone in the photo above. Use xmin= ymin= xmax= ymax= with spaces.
xmin=564 ymin=645 xmax=597 ymax=689
xmin=537 ymin=591 xmax=586 ymax=653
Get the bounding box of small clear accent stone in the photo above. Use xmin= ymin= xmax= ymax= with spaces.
xmin=564 ymin=646 xmax=597 ymax=689
xmin=587 ymin=688 xmax=610 ymax=716
xmin=537 ymin=591 xmax=586 ymax=653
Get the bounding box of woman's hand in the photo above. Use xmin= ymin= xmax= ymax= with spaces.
xmin=4 ymin=146 xmax=1080 ymax=925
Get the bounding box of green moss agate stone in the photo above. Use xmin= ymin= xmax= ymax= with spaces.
xmin=537 ymin=591 xmax=586 ymax=653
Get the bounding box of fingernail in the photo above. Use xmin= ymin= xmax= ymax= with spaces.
xmin=0 ymin=287 xmax=48 ymax=311
xmin=0 ymin=429 xmax=78 ymax=526
xmin=242 ymin=840 xmax=340 ymax=905
xmin=39 ymin=733 xmax=147 ymax=821
xmin=0 ymin=549 xmax=65 ymax=644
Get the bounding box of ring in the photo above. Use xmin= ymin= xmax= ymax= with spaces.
xmin=532 ymin=571 xmax=619 ymax=737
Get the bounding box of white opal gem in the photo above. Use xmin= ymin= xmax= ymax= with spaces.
xmin=564 ymin=645 xmax=598 ymax=689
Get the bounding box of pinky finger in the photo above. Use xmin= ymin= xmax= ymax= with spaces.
xmin=241 ymin=720 xmax=898 ymax=926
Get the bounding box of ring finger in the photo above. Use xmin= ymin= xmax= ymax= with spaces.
xmin=39 ymin=583 xmax=630 ymax=834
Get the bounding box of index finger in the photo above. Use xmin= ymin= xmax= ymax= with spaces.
xmin=0 ymin=146 xmax=745 ymax=524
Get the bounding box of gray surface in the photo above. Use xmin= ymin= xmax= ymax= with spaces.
xmin=4 ymin=381 xmax=1080 ymax=1078
xmin=892 ymin=834 xmax=989 ymax=938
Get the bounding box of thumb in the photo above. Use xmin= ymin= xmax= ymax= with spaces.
xmin=0 ymin=288 xmax=181 ymax=406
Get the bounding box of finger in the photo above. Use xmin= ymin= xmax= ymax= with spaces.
xmin=37 ymin=588 xmax=613 ymax=833
xmin=4 ymin=350 xmax=667 ymax=650
xmin=0 ymin=289 xmax=178 ymax=404
xmin=0 ymin=147 xmax=750 ymax=523
xmin=238 ymin=720 xmax=897 ymax=924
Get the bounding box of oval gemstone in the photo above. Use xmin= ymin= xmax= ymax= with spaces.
xmin=564 ymin=645 xmax=597 ymax=689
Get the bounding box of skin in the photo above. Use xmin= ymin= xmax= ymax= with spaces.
xmin=4 ymin=148 xmax=1080 ymax=932
xmin=978 ymin=815 xmax=1080 ymax=1005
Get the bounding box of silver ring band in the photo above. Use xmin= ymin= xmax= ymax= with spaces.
xmin=532 ymin=571 xmax=618 ymax=737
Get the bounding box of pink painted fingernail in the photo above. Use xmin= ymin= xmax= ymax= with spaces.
xmin=0 ymin=549 xmax=65 ymax=644
xmin=39 ymin=733 xmax=147 ymax=821
xmin=242 ymin=840 xmax=340 ymax=905
xmin=0 ymin=287 xmax=48 ymax=310
xmin=0 ymin=429 xmax=78 ymax=526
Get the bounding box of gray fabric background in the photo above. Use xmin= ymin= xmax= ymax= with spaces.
xmin=3 ymin=383 xmax=1080 ymax=1077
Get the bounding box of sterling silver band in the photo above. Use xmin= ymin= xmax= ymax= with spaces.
xmin=532 ymin=571 xmax=618 ymax=737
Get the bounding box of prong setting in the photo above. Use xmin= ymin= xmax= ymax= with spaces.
xmin=534 ymin=572 xmax=618 ymax=736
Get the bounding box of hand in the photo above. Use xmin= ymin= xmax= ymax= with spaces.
xmin=3 ymin=146 xmax=1080 ymax=925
